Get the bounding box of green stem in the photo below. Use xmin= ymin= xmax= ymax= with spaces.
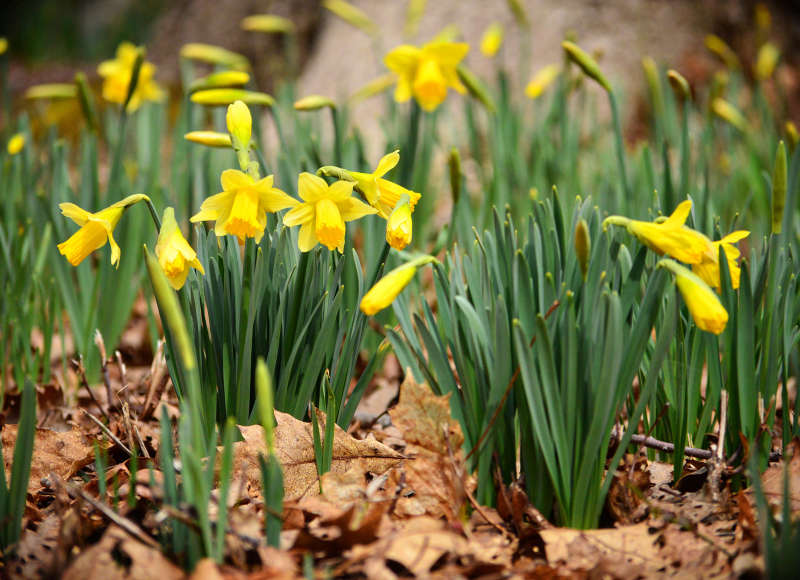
xmin=286 ymin=250 xmax=310 ymax=343
xmin=144 ymin=198 xmax=162 ymax=232
xmin=330 ymin=107 xmax=343 ymax=167
xmin=679 ymin=102 xmax=690 ymax=200
xmin=608 ymin=92 xmax=630 ymax=208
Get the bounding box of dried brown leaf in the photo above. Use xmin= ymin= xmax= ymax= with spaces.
xmin=61 ymin=526 xmax=183 ymax=580
xmin=232 ymin=410 xmax=402 ymax=502
xmin=2 ymin=424 xmax=96 ymax=493
xmin=388 ymin=374 xmax=469 ymax=520
xmin=759 ymin=439 xmax=800 ymax=515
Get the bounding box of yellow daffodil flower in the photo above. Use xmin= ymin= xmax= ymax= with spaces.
xmin=98 ymin=42 xmax=163 ymax=111
xmin=190 ymin=170 xmax=297 ymax=244
xmin=386 ymin=196 xmax=412 ymax=250
xmin=480 ymin=23 xmax=503 ymax=57
xmin=282 ymin=173 xmax=376 ymax=253
xmin=692 ymin=230 xmax=749 ymax=290
xmin=603 ymin=200 xmax=713 ymax=265
xmin=360 ymin=255 xmax=436 ymax=315
xmin=658 ymin=259 xmax=728 ymax=334
xmin=57 ymin=194 xmax=150 ymax=268
xmin=384 ymin=40 xmax=469 ymax=111
xmin=348 ymin=150 xmax=421 ymax=218
xmin=155 ymin=207 xmax=205 ymax=290
xmin=7 ymin=133 xmax=25 ymax=155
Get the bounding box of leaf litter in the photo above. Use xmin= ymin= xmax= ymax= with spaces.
xmin=0 ymin=325 xmax=792 ymax=579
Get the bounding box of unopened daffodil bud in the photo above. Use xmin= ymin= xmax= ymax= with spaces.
xmin=562 ymin=41 xmax=611 ymax=93
xmin=525 ymin=64 xmax=560 ymax=99
xmin=785 ymin=121 xmax=799 ymax=153
xmin=226 ymin=100 xmax=252 ymax=151
xmin=24 ymin=83 xmax=77 ymax=100
xmin=0 ymin=38 xmax=7 ymax=55
xmin=185 ymin=131 xmax=233 ymax=148
xmin=360 ymin=255 xmax=436 ymax=315
xmin=180 ymin=43 xmax=250 ymax=70
xmin=189 ymin=70 xmax=250 ymax=93
xmin=480 ymin=22 xmax=503 ymax=57
xmin=574 ymin=219 xmax=591 ymax=281
xmin=386 ymin=195 xmax=413 ymax=250
xmin=7 ymin=133 xmax=25 ymax=156
xmin=323 ymin=0 xmax=377 ymax=36
xmin=192 ymin=89 xmax=273 ymax=107
xmin=667 ymin=69 xmax=691 ymax=103
xmin=241 ymin=14 xmax=296 ymax=35
xmin=771 ymin=141 xmax=787 ymax=234
xmin=293 ymin=95 xmax=336 ymax=111
xmin=704 ymin=34 xmax=739 ymax=70
xmin=756 ymin=42 xmax=780 ymax=81
xmin=711 ymin=98 xmax=748 ymax=132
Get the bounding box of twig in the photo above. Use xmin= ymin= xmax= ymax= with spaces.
xmin=142 ymin=341 xmax=168 ymax=420
xmin=82 ymin=408 xmax=132 ymax=456
xmin=466 ymin=299 xmax=560 ymax=461
xmin=64 ymin=478 xmax=159 ymax=548
xmin=707 ymin=390 xmax=728 ymax=503
xmin=115 ymin=350 xmax=128 ymax=397
xmin=94 ymin=330 xmax=114 ymax=408
xmin=73 ymin=356 xmax=110 ymax=423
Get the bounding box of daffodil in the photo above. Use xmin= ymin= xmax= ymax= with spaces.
xmin=155 ymin=207 xmax=205 ymax=290
xmin=692 ymin=230 xmax=749 ymax=290
xmin=384 ymin=41 xmax=469 ymax=111
xmin=283 ymin=173 xmax=376 ymax=252
xmin=191 ymin=170 xmax=297 ymax=244
xmin=57 ymin=194 xmax=150 ymax=267
xmin=386 ymin=196 xmax=412 ymax=250
xmin=98 ymin=42 xmax=163 ymax=111
xmin=658 ymin=259 xmax=728 ymax=334
xmin=603 ymin=200 xmax=713 ymax=264
xmin=348 ymin=150 xmax=421 ymax=218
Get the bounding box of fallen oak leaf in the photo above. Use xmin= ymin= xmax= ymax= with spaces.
xmin=231 ymin=410 xmax=402 ymax=502
xmin=388 ymin=373 xmax=471 ymax=520
xmin=2 ymin=424 xmax=97 ymax=494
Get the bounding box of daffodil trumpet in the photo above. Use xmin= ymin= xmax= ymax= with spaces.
xmin=657 ymin=259 xmax=728 ymax=334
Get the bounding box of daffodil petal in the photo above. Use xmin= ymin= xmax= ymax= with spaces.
xmin=220 ymin=168 xmax=253 ymax=192
xmin=327 ymin=180 xmax=355 ymax=201
xmin=422 ymin=41 xmax=469 ymax=65
xmin=339 ymin=197 xmax=378 ymax=221
xmin=297 ymin=222 xmax=317 ymax=252
xmin=374 ymin=150 xmax=400 ymax=177
xmin=59 ymin=203 xmax=91 ymax=226
xmin=283 ymin=203 xmax=314 ymax=227
xmin=298 ymin=172 xmax=329 ymax=202
xmin=384 ymin=45 xmax=422 ymax=74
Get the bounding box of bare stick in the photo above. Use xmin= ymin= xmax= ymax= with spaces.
xmin=73 ymin=356 xmax=110 ymax=423
xmin=82 ymin=408 xmax=132 ymax=456
xmin=65 ymin=478 xmax=159 ymax=548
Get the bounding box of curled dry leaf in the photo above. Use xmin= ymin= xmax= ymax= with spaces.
xmin=388 ymin=373 xmax=471 ymax=520
xmin=2 ymin=424 xmax=96 ymax=494
xmin=61 ymin=526 xmax=183 ymax=580
xmin=231 ymin=410 xmax=402 ymax=502
xmin=758 ymin=439 xmax=800 ymax=516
